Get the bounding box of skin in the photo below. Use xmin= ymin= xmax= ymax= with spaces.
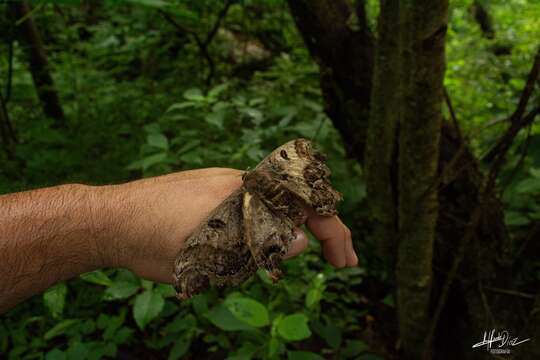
xmin=0 ymin=168 xmax=357 ymax=314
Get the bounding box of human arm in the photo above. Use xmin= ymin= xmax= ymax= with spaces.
xmin=0 ymin=168 xmax=357 ymax=313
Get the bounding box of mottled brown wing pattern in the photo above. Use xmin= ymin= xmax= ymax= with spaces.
xmin=173 ymin=138 xmax=342 ymax=300
xmin=242 ymin=191 xmax=295 ymax=280
xmin=173 ymin=190 xmax=256 ymax=300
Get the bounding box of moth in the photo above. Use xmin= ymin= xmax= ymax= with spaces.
xmin=173 ymin=138 xmax=342 ymax=300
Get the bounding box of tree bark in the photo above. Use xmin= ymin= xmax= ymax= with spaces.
xmin=287 ymin=0 xmax=374 ymax=161
xmin=364 ymin=0 xmax=400 ymax=274
xmin=11 ymin=1 xmax=65 ymax=125
xmin=396 ymin=1 xmax=448 ymax=358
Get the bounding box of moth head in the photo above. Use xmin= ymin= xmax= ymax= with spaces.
xmin=242 ymin=138 xmax=342 ymax=217
xmin=272 ymin=138 xmax=342 ymax=216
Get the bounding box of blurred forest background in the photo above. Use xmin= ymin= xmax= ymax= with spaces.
xmin=1 ymin=0 xmax=540 ymax=359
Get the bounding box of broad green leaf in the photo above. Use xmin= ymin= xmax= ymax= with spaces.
xmin=224 ymin=296 xmax=269 ymax=327
xmin=208 ymin=83 xmax=229 ymax=99
xmin=155 ymin=283 xmax=176 ymax=298
xmin=268 ymin=337 xmax=283 ymax=358
xmin=505 ymin=211 xmax=529 ymax=226
xmin=382 ymin=294 xmax=394 ymax=307
xmin=164 ymin=313 xmax=196 ymax=333
xmin=104 ymin=281 xmax=140 ymax=301
xmin=256 ymin=269 xmax=273 ymax=285
xmin=287 ymin=351 xmax=325 ymax=360
xmin=205 ymin=304 xmax=253 ymax=331
xmin=125 ymin=0 xmax=169 ymax=8
xmin=44 ymin=319 xmax=78 ymax=341
xmin=140 ymin=153 xmax=168 ymax=171
xmin=133 ymin=290 xmax=165 ymax=330
xmin=516 ymin=177 xmax=540 ymax=194
xmin=226 ymin=342 xmax=258 ymax=360
xmin=342 ymin=340 xmax=369 ymax=358
xmin=113 ymin=327 xmax=134 ymax=344
xmin=183 ymin=88 xmax=205 ymax=101
xmin=143 ymin=123 xmax=161 ymax=134
xmin=311 ymin=319 xmax=342 ymax=349
xmin=276 ymin=313 xmax=311 ymax=341
xmin=43 ymin=282 xmax=67 ymax=319
xmin=126 ymin=153 xmax=169 ymax=171
xmin=166 ymin=102 xmax=196 ymax=112
xmin=530 ymin=168 xmax=540 ymax=178
xmin=147 ymin=133 xmax=169 ymax=150
xmin=205 ymin=111 xmax=225 ymax=129
xmin=80 ymin=271 xmax=113 ymax=286
xmin=191 ymin=293 xmax=209 ymax=316
xmin=141 ymin=279 xmax=154 ymax=290
xmin=45 ymin=349 xmax=66 ymax=360
xmin=305 ymin=287 xmax=323 ymax=309
xmin=66 ymin=341 xmax=89 ymax=359
xmin=168 ymin=334 xmax=192 ymax=360
xmin=177 ymin=139 xmax=201 ymax=155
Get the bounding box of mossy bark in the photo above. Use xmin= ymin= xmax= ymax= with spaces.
xmin=365 ymin=0 xmax=400 ymax=272
xmin=396 ymin=1 xmax=448 ymax=358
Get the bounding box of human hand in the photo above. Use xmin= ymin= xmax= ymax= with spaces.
xmin=100 ymin=168 xmax=357 ymax=284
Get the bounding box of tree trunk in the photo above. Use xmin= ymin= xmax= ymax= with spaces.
xmin=396 ymin=1 xmax=448 ymax=358
xmin=364 ymin=0 xmax=400 ymax=271
xmin=11 ymin=1 xmax=65 ymax=125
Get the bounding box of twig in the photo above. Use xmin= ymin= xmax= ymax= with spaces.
xmin=0 ymin=92 xmax=16 ymax=159
xmin=158 ymin=10 xmax=212 ymax=82
xmin=501 ymin=118 xmax=534 ymax=195
xmin=444 ymin=87 xmax=463 ymax=140
xmin=159 ymin=0 xmax=235 ymax=86
xmin=514 ymin=222 xmax=540 ymax=266
xmin=5 ymin=27 xmax=13 ymax=103
xmin=422 ymin=207 xmax=483 ymax=357
xmin=486 ymin=106 xmax=540 ymax=192
xmin=0 ymin=89 xmax=16 ymax=143
xmin=203 ymin=0 xmax=235 ymax=48
xmin=483 ymin=286 xmax=536 ymax=300
xmin=484 ymin=46 xmax=540 ymax=164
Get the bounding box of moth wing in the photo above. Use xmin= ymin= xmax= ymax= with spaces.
xmin=242 ymin=191 xmax=295 ymax=278
xmin=174 ymin=190 xmax=255 ymax=299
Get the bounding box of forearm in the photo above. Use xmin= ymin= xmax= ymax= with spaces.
xmin=0 ymin=184 xmax=123 ymax=313
xmin=0 ymin=170 xmax=244 ymax=313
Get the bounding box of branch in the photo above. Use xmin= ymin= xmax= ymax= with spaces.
xmin=483 ymin=286 xmax=536 ymax=300
xmin=0 ymin=89 xmax=16 ymax=159
xmin=471 ymin=0 xmax=495 ymax=39
xmin=159 ymin=1 xmax=235 ymax=86
xmin=5 ymin=27 xmax=14 ymax=103
xmin=444 ymin=87 xmax=463 ymax=141
xmin=484 ymin=46 xmax=540 ymax=164
xmin=203 ymin=0 xmax=235 ymax=48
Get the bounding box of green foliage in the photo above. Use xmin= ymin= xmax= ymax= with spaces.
xmin=43 ymin=283 xmax=67 ymax=319
xmin=1 ymin=0 xmax=540 ymax=359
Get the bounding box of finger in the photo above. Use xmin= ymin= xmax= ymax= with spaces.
xmin=340 ymin=219 xmax=358 ymax=266
xmin=306 ymin=212 xmax=348 ymax=268
xmin=284 ymin=228 xmax=308 ymax=259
